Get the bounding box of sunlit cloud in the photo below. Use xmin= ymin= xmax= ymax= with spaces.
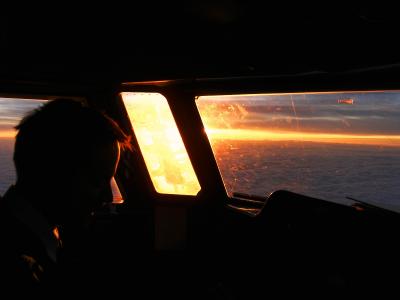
xmin=0 ymin=98 xmax=47 ymax=139
xmin=0 ymin=98 xmax=47 ymax=127
xmin=197 ymin=91 xmax=400 ymax=143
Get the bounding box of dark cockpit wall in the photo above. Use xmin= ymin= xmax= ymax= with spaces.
xmin=2 ymin=3 xmax=400 ymax=298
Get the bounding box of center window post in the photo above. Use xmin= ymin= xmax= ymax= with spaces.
xmin=165 ymin=89 xmax=228 ymax=204
xmin=120 ymin=89 xmax=203 ymax=250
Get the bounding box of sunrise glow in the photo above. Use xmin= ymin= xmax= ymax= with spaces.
xmin=205 ymin=128 xmax=400 ymax=146
xmin=121 ymin=92 xmax=201 ymax=196
xmin=197 ymin=92 xmax=400 ymax=147
xmin=0 ymin=130 xmax=16 ymax=138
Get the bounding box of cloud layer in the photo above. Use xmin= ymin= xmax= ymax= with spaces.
xmin=0 ymin=98 xmax=47 ymax=133
xmin=198 ymin=91 xmax=400 ymax=135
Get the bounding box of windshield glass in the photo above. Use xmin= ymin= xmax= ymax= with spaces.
xmin=196 ymin=91 xmax=400 ymax=211
xmin=0 ymin=97 xmax=125 ymax=204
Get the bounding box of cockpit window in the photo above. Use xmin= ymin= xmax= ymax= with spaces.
xmin=121 ymin=92 xmax=201 ymax=196
xmin=0 ymin=97 xmax=47 ymax=195
xmin=0 ymin=97 xmax=124 ymax=204
xmin=197 ymin=91 xmax=400 ymax=210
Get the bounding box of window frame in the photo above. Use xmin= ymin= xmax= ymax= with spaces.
xmin=115 ymin=84 xmax=227 ymax=206
xmin=117 ymin=71 xmax=400 ymax=206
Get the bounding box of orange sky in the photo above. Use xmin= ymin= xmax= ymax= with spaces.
xmin=197 ymin=93 xmax=400 ymax=147
xmin=205 ymin=128 xmax=400 ymax=146
xmin=0 ymin=130 xmax=16 ymax=138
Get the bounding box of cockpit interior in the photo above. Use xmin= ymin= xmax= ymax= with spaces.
xmin=1 ymin=3 xmax=400 ymax=297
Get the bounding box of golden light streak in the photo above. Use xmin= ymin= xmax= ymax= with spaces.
xmin=121 ymin=92 xmax=201 ymax=196
xmin=206 ymin=128 xmax=400 ymax=146
xmin=0 ymin=130 xmax=16 ymax=138
xmin=197 ymin=93 xmax=400 ymax=147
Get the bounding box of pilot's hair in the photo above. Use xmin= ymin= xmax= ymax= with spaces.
xmin=13 ymin=98 xmax=130 ymax=187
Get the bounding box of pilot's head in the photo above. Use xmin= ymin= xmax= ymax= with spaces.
xmin=13 ymin=98 xmax=130 ymax=227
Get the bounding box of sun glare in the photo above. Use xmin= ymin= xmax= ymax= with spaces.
xmin=0 ymin=130 xmax=16 ymax=138
xmin=197 ymin=93 xmax=400 ymax=146
xmin=205 ymin=128 xmax=400 ymax=146
xmin=121 ymin=92 xmax=201 ymax=196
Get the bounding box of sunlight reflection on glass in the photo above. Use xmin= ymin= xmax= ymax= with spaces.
xmin=197 ymin=92 xmax=400 ymax=146
xmin=121 ymin=92 xmax=201 ymax=196
xmin=111 ymin=176 xmax=124 ymax=204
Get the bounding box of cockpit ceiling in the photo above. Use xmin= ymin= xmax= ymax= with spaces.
xmin=1 ymin=3 xmax=400 ymax=83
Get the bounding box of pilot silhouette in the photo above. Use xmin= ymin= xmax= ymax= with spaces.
xmin=0 ymin=98 xmax=130 ymax=294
